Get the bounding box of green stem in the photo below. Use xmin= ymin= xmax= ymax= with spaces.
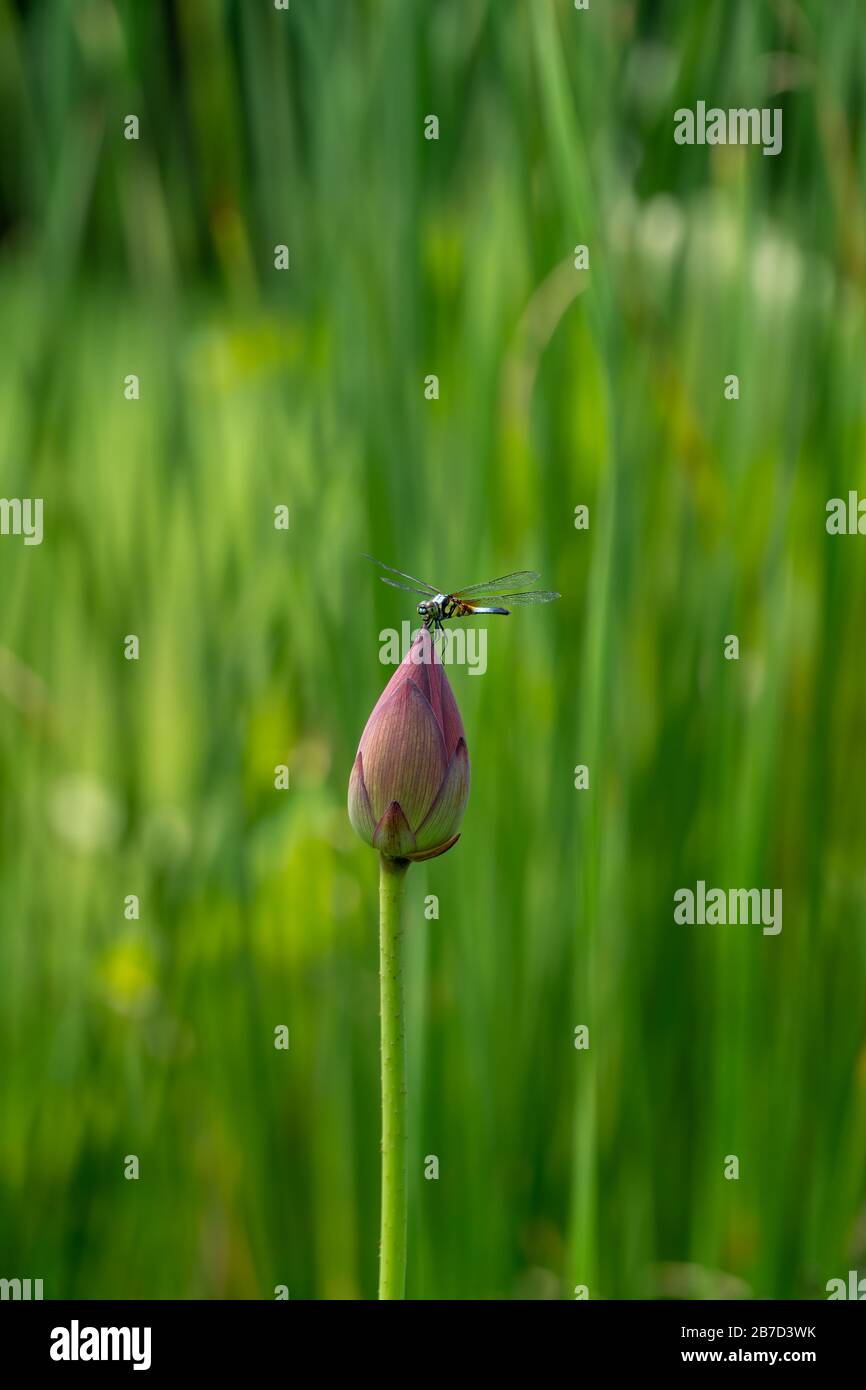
xmin=378 ymin=853 xmax=410 ymax=1300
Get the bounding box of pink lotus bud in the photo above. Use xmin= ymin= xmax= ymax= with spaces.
xmin=348 ymin=629 xmax=470 ymax=861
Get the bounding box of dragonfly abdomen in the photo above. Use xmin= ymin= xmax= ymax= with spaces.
xmin=444 ymin=597 xmax=509 ymax=619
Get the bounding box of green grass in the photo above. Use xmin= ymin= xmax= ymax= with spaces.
xmin=1 ymin=0 xmax=865 ymax=1299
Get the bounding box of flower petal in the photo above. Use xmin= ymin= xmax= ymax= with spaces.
xmin=407 ymin=629 xmax=465 ymax=757
xmin=414 ymin=737 xmax=470 ymax=852
xmin=361 ymin=677 xmax=447 ymax=827
xmin=347 ymin=751 xmax=377 ymax=844
xmin=373 ymin=801 xmax=416 ymax=858
xmin=405 ymin=832 xmax=461 ymax=862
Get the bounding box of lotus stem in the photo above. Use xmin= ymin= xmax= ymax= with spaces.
xmin=378 ymin=852 xmax=410 ymax=1299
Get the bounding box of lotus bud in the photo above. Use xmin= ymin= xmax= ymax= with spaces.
xmin=348 ymin=628 xmax=470 ymax=861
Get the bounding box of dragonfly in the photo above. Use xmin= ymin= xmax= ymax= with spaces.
xmin=363 ymin=555 xmax=560 ymax=632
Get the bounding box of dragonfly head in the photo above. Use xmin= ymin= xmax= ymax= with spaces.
xmin=417 ymin=600 xmax=431 ymax=619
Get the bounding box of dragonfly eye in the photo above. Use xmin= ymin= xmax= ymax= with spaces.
xmin=418 ymin=602 xmax=428 ymax=615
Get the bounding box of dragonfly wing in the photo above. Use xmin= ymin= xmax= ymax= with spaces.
xmin=379 ymin=576 xmax=432 ymax=596
xmin=478 ymin=590 xmax=560 ymax=606
xmin=361 ymin=554 xmax=439 ymax=595
xmin=452 ymin=570 xmax=541 ymax=598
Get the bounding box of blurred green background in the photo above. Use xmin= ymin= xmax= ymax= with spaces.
xmin=1 ymin=0 xmax=865 ymax=1300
